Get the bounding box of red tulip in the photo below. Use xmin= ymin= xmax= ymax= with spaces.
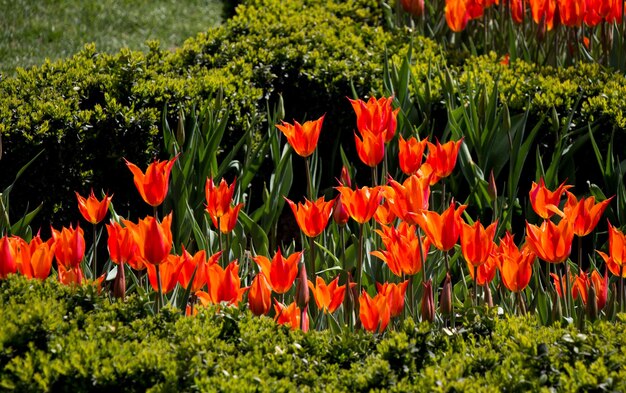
xmin=529 ymin=178 xmax=572 ymax=219
xmin=359 ymin=290 xmax=390 ymax=333
xmin=349 ymin=96 xmax=399 ymax=143
xmin=384 ymin=174 xmax=431 ymax=225
xmin=398 ymin=136 xmax=428 ymax=176
xmin=123 ymin=214 xmax=173 ymax=266
xmin=0 ymin=236 xmax=17 ymax=279
xmin=495 ymin=232 xmax=536 ymax=292
xmin=335 ymin=186 xmax=383 ymax=224
xmin=248 ymin=272 xmax=273 ymax=316
xmin=376 ymin=280 xmax=409 ymax=317
xmin=308 ymin=275 xmax=353 ymax=314
xmin=51 ymin=224 xmax=85 ymax=269
xmin=253 ymin=249 xmax=302 ymax=294
xmin=205 ymin=177 xmax=237 ymax=220
xmin=146 ymin=254 xmax=183 ymax=294
xmin=273 ymin=300 xmax=302 ymax=330
xmin=286 ymin=196 xmax=334 ymax=238
xmin=354 ymin=129 xmax=385 ymax=167
xmin=563 ymin=192 xmax=612 ymax=236
xmin=425 ymin=139 xmax=462 ymax=184
xmin=76 ymin=190 xmax=112 ymax=224
xmin=414 ymin=200 xmax=467 ymax=251
xmin=525 ymin=218 xmax=574 ymax=264
xmin=460 ymin=220 xmax=498 ymax=268
xmin=276 ymin=115 xmax=325 ymax=158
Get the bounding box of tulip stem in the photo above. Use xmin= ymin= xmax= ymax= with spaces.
xmin=620 ymin=265 xmax=624 ymax=314
xmin=473 ymin=264 xmax=479 ymax=307
xmin=308 ymin=236 xmax=316 ymax=280
xmin=305 ymin=157 xmax=314 ymax=201
xmin=371 ymin=166 xmax=378 ymax=188
xmin=155 ymin=264 xmax=164 ymax=313
xmin=92 ymin=223 xmax=98 ymax=279
xmin=153 ymin=205 xmax=158 ymax=222
xmin=516 ymin=291 xmax=527 ymax=315
xmin=356 ymin=225 xmax=365 ymax=307
xmin=564 ymin=261 xmax=570 ymax=318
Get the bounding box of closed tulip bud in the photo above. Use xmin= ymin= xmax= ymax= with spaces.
xmin=295 ymin=262 xmax=309 ymax=309
xmin=333 ymin=196 xmax=350 ymax=226
xmin=340 ymin=166 xmax=352 ymax=188
xmin=421 ymin=279 xmax=435 ymax=323
xmin=551 ymin=290 xmax=562 ymax=324
xmin=484 ymin=284 xmax=493 ymax=307
xmin=114 ymin=261 xmax=126 ymax=300
xmin=401 ymin=0 xmax=424 ymax=17
xmin=440 ymin=273 xmax=453 ymax=316
xmin=586 ymin=283 xmax=598 ymax=321
xmin=488 ymin=170 xmax=497 ymax=201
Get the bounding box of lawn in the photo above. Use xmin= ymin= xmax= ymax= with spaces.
xmin=0 ymin=0 xmax=228 ymax=76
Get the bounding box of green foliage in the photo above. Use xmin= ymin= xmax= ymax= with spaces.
xmin=2 ymin=275 xmax=626 ymax=391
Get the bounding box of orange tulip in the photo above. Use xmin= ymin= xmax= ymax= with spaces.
xmin=573 ymin=270 xmax=608 ymax=310
xmin=106 ymin=221 xmax=142 ymax=269
xmin=0 ymin=236 xmax=17 ymax=279
xmin=467 ymin=253 xmax=498 ymax=285
xmin=51 ymin=224 xmax=85 ymax=269
xmin=146 ymin=254 xmax=183 ymax=294
xmin=335 ymin=186 xmax=383 ymax=224
xmin=425 ymin=139 xmax=462 ymax=184
xmin=398 ymin=136 xmax=428 ymax=176
xmin=248 ymin=272 xmax=273 ymax=316
xmin=285 ymin=196 xmax=334 ymax=237
xmin=125 ymin=156 xmax=177 ymax=207
xmin=75 ymin=190 xmax=112 ymax=225
xmin=349 ymin=96 xmax=399 ymax=143
xmin=596 ymin=222 xmax=626 ymax=277
xmin=460 ymin=220 xmax=498 ymax=267
xmin=178 ymin=248 xmax=222 ymax=293
xmin=563 ymin=192 xmax=612 ymax=236
xmin=14 ymin=236 xmax=55 ymax=280
xmin=204 ymin=260 xmax=248 ymax=306
xmin=525 ymin=218 xmax=574 ymax=263
xmin=308 ymin=275 xmax=353 ymax=314
xmin=374 ymin=199 xmax=397 ymax=225
xmin=510 ymin=0 xmax=525 ymax=23
xmin=123 ymin=213 xmax=173 ymax=266
xmin=253 ymin=248 xmax=303 ymax=294
xmin=205 ymin=177 xmax=237 ymax=219
xmin=276 ymin=115 xmax=325 ymax=158
xmin=529 ymin=178 xmax=572 ymax=219
xmin=558 ymin=0 xmax=586 ymax=27
xmin=445 ymin=0 xmax=470 ymax=32
xmin=210 ymin=202 xmax=244 ymax=234
xmin=359 ymin=290 xmax=391 ymax=333
xmin=530 ymin=0 xmax=559 ymax=30
xmin=354 ymin=129 xmax=385 ymax=167
xmin=273 ymin=300 xmax=302 ymax=330
xmin=58 ymin=264 xmax=84 ymax=286
xmin=496 ymin=232 xmax=536 ymax=292
xmin=384 ymin=174 xmax=431 ymax=225
xmin=414 ymin=200 xmax=467 ymax=251
xmin=376 ymin=280 xmax=409 ymax=317
xmin=373 ymin=222 xmax=430 ymax=277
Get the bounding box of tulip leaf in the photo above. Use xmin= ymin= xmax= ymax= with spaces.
xmin=238 ymin=211 xmax=269 ymax=257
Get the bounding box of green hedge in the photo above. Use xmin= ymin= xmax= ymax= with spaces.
xmin=1 ymin=275 xmax=625 ymax=391
xmin=1 ymin=0 xmax=625 ymax=228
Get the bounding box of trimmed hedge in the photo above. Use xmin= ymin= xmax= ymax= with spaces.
xmin=1 ymin=0 xmax=625 ymax=228
xmin=1 ymin=275 xmax=626 ymax=391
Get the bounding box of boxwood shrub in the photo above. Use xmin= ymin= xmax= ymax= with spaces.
xmin=1 ymin=275 xmax=625 ymax=391
xmin=0 ymin=0 xmax=624 ymax=228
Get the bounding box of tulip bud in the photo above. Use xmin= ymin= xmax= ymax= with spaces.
xmin=586 ymin=283 xmax=598 ymax=321
xmin=113 ymin=261 xmax=126 ymax=300
xmin=487 ymin=170 xmax=497 ymax=201
xmin=401 ymin=0 xmax=424 ymax=17
xmin=484 ymin=284 xmax=493 ymax=308
xmin=421 ymin=279 xmax=435 ymax=323
xmin=340 ymin=166 xmax=352 ymax=188
xmin=332 ymin=197 xmax=350 ymax=226
xmin=276 ymin=94 xmax=285 ymax=122
xmin=301 ymin=304 xmax=309 ymax=332
xmin=295 ymin=262 xmax=309 ymax=309
xmin=439 ymin=273 xmax=453 ymax=316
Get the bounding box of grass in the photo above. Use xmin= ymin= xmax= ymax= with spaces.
xmin=0 ymin=0 xmax=228 ymax=76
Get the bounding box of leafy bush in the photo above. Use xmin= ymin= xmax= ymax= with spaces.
xmin=1 ymin=275 xmax=626 ymax=391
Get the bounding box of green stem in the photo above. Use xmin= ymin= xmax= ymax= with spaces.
xmin=356 ymin=225 xmax=365 ymax=301
xmin=474 ymin=264 xmax=479 ymax=307
xmin=371 ymin=165 xmax=378 ymax=188
xmin=92 ymin=223 xmax=98 ymax=279
xmin=305 ymin=157 xmax=314 ymax=201
xmin=153 ymin=205 xmax=158 ymax=222
xmin=155 ymin=264 xmax=164 ymax=313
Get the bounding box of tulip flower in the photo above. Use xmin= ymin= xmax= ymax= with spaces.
xmin=398 ymin=136 xmax=428 ymax=176
xmin=58 ymin=264 xmax=83 ymax=286
xmin=359 ymin=290 xmax=391 ymax=333
xmin=285 ymin=196 xmax=334 ymax=238
xmin=354 ymin=129 xmax=385 ymax=167
xmin=15 ymin=236 xmax=55 ymax=280
xmin=248 ymin=272 xmax=273 ymax=316
xmin=75 ymin=190 xmax=112 ymax=224
xmin=0 ymin=236 xmax=17 ymax=279
xmin=205 ymin=177 xmax=237 ymax=219
xmin=466 ymin=253 xmax=498 ymax=286
xmin=425 ymin=139 xmax=462 ymax=184
xmin=335 ymin=186 xmax=383 ymax=224
xmin=530 ymin=0 xmax=559 ymax=30
xmin=211 ymin=202 xmax=244 ymax=234
xmin=106 ymin=221 xmax=143 ymax=270
xmin=496 ymin=232 xmax=536 ymax=292
xmin=563 ymin=192 xmax=612 ymax=237
xmin=376 ymin=281 xmax=409 ymax=318
xmin=253 ymin=249 xmax=303 ymax=294
xmin=525 ymin=218 xmax=574 ymax=264
xmin=401 ymin=0 xmax=425 ymax=16
xmin=273 ymin=300 xmax=302 ymax=330
xmin=308 ymin=275 xmax=353 ymax=314
xmin=125 ymin=156 xmax=177 ymax=207
xmin=123 ymin=214 xmax=173 ymax=266
xmin=276 ymin=115 xmax=325 ymax=158
xmin=51 ymin=224 xmax=85 ymax=269
xmin=414 ymin=200 xmax=467 ymax=252
xmin=558 ymin=0 xmax=586 ymax=27
xmin=349 ymin=96 xmax=399 ymax=143
xmin=596 ymin=222 xmax=626 ymax=277
xmin=460 ymin=220 xmax=498 ymax=268
xmin=204 ymin=260 xmax=248 ymax=306
xmin=529 ymin=178 xmax=572 ymax=219
xmin=374 ymin=199 xmax=397 ymax=225
xmin=146 ymin=254 xmax=184 ymax=294
xmin=178 ymin=248 xmax=222 ymax=293
xmin=384 ymin=174 xmax=431 ymax=225
xmin=373 ymin=222 xmax=430 ymax=277
xmin=573 ymin=270 xmax=608 ymax=310
xmin=421 ymin=279 xmax=435 ymax=323
xmin=445 ymin=0 xmax=469 ymax=32
xmin=510 ymin=0 xmax=525 ymax=23
xmin=332 ymin=196 xmax=350 ymax=226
